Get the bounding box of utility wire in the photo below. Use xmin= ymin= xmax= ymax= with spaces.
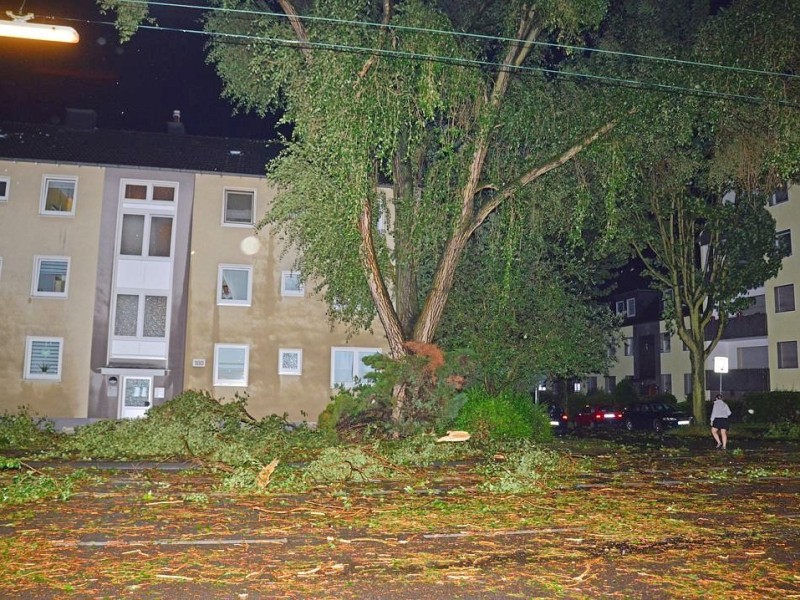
xmin=69 ymin=17 xmax=800 ymax=108
xmin=114 ymin=0 xmax=800 ymax=82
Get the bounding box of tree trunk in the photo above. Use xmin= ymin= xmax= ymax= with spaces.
xmin=689 ymin=348 xmax=707 ymax=425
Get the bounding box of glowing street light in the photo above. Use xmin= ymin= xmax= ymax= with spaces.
xmin=0 ymin=11 xmax=79 ymax=44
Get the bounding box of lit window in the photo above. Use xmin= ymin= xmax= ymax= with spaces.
xmin=660 ymin=332 xmax=671 ymax=353
xmin=214 ymin=344 xmax=249 ymax=386
xmin=777 ymin=341 xmax=798 ymax=369
xmin=24 ymin=337 xmax=63 ymax=380
xmin=281 ymin=271 xmax=305 ymax=297
xmin=32 ymin=256 xmax=70 ymax=297
xmin=279 ymin=349 xmax=303 ymax=375
xmin=624 ymin=337 xmax=634 ymax=356
xmin=0 ymin=176 xmax=9 ymax=201
xmin=122 ymin=180 xmax=176 ymax=202
xmin=331 ymin=347 xmax=381 ymax=388
xmin=40 ymin=176 xmax=77 ymax=215
xmin=775 ymin=284 xmax=795 ymax=313
xmin=223 ymin=189 xmax=255 ymax=226
xmin=218 ymin=265 xmax=253 ymax=306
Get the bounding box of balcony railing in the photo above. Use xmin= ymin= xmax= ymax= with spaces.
xmin=705 ymin=368 xmax=770 ymax=393
xmin=704 ymin=313 xmax=767 ymax=341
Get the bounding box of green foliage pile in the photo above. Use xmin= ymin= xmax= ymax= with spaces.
xmin=318 ymin=349 xmax=475 ymax=439
xmin=59 ymin=390 xmax=324 ymax=467
xmin=477 ymin=442 xmax=585 ymax=494
xmin=454 ymin=388 xmax=552 ymax=442
xmin=379 ymin=433 xmax=478 ymax=467
xmin=0 ymin=407 xmax=57 ymax=451
xmin=1 ymin=466 xmax=90 ymax=505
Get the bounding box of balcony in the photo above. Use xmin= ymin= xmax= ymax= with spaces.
xmin=704 ymin=313 xmax=767 ymax=341
xmin=705 ymin=368 xmax=770 ymax=393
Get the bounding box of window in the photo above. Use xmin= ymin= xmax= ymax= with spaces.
xmin=682 ymin=340 xmax=689 ymax=352
xmin=214 ymin=344 xmax=249 ymax=386
xmin=331 ymin=347 xmax=381 ymax=388
xmin=40 ymin=176 xmax=77 ymax=215
xmin=604 ymin=376 xmax=616 ymax=393
xmin=218 ymin=265 xmax=253 ymax=306
xmin=659 ymin=374 xmax=672 ymax=394
xmin=776 ymin=229 xmax=792 ymax=257
xmin=775 ymin=284 xmax=795 ymax=313
xmin=768 ymin=184 xmax=789 ymax=206
xmin=223 ymin=189 xmax=255 ymax=226
xmin=120 ymin=214 xmax=173 ymax=258
xmin=0 ymin=176 xmax=9 ymax=201
xmin=113 ymin=294 xmax=168 ymax=338
xmin=24 ymin=337 xmax=63 ymax=380
xmin=660 ymin=332 xmax=671 ymax=353
xmin=738 ymin=346 xmax=768 ymax=369
xmin=281 ymin=271 xmax=304 ymax=297
xmin=586 ymin=376 xmax=597 ymax=393
xmin=278 ymin=349 xmax=303 ymax=375
xmin=0 ymin=257 xmax=3 ymax=282
xmin=32 ymin=256 xmax=70 ymax=297
xmin=623 ymin=337 xmax=634 ymax=356
xmin=615 ymin=298 xmax=636 ymax=318
xmin=777 ymin=341 xmax=798 ymax=369
xmin=122 ymin=180 xmax=176 ymax=202
xmin=684 ymin=373 xmax=692 ymax=395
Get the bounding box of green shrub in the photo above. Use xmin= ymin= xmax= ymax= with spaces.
xmin=614 ymin=379 xmax=639 ymax=406
xmin=765 ymin=422 xmax=800 ymax=440
xmin=454 ymin=388 xmax=552 ymax=442
xmin=737 ymin=391 xmax=800 ymax=424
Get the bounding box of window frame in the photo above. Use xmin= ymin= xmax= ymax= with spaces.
xmin=31 ymin=255 xmax=71 ymax=298
xmin=217 ymin=264 xmax=253 ymax=306
xmin=330 ymin=347 xmax=381 ymax=389
xmin=623 ymin=337 xmax=634 ymax=357
xmin=777 ymin=341 xmax=798 ymax=369
xmin=281 ymin=271 xmax=305 ymax=297
xmin=0 ymin=176 xmax=9 ymax=202
xmin=660 ymin=332 xmax=671 ymax=353
xmin=776 ymin=229 xmax=793 ymax=257
xmin=626 ymin=298 xmax=636 ymax=317
xmin=222 ymin=188 xmax=256 ymax=227
xmin=768 ymin=184 xmax=789 ymax=206
xmin=24 ymin=336 xmax=64 ymax=381
xmin=659 ymin=373 xmax=672 ymax=394
xmin=39 ymin=175 xmax=78 ymax=216
xmin=120 ymin=178 xmax=178 ymax=205
xmin=213 ymin=343 xmax=250 ymax=386
xmin=278 ymin=348 xmax=303 ymax=376
xmin=774 ymin=283 xmax=795 ymax=313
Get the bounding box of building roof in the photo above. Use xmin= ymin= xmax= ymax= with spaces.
xmin=0 ymin=120 xmax=278 ymax=176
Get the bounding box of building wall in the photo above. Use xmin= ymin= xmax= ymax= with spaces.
xmin=766 ymin=183 xmax=800 ymax=390
xmin=0 ymin=161 xmax=104 ymax=416
xmin=182 ymin=174 xmax=388 ymax=422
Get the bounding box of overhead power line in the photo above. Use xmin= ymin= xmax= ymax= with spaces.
xmin=113 ymin=0 xmax=800 ymax=82
xmin=69 ymin=16 xmax=800 ymax=109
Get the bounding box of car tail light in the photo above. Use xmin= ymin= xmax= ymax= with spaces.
xmin=561 ymin=414 xmax=568 ymax=421
xmin=596 ymin=414 xmax=602 ymax=420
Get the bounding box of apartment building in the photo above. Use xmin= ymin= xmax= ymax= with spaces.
xmin=0 ymin=113 xmax=387 ymax=424
xmin=598 ymin=184 xmax=799 ymax=399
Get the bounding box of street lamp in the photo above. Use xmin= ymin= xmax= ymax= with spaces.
xmin=0 ymin=11 xmax=79 ymax=43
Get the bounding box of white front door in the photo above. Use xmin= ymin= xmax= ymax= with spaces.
xmin=120 ymin=376 xmax=153 ymax=419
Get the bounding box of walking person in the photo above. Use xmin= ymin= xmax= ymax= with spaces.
xmin=710 ymin=394 xmax=731 ymax=450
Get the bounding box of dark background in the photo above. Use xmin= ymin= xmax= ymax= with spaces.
xmin=0 ymin=0 xmax=277 ymax=138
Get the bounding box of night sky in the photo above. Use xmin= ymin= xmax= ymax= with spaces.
xmin=0 ymin=0 xmax=277 ymax=139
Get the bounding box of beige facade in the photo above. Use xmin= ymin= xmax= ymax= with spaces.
xmin=183 ymin=174 xmax=387 ymax=420
xmin=0 ymin=145 xmax=387 ymax=424
xmin=0 ymin=161 xmax=104 ymax=417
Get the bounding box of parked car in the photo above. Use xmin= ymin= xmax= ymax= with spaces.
xmin=546 ymin=404 xmax=570 ymax=434
xmin=623 ymin=401 xmax=693 ymax=433
xmin=572 ymin=405 xmax=624 ymax=429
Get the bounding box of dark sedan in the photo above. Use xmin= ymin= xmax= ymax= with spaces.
xmin=624 ymin=401 xmax=693 ymax=433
